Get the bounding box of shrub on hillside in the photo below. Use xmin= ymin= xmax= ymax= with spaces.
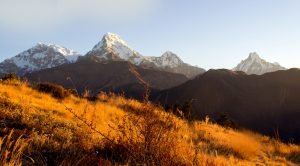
xmin=35 ymin=82 xmax=70 ymax=99
xmin=1 ymin=73 xmax=19 ymax=81
xmin=216 ymin=114 xmax=239 ymax=129
xmin=67 ymin=88 xmax=79 ymax=97
xmin=166 ymin=101 xmax=193 ymax=120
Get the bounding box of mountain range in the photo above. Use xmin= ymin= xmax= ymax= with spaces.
xmin=82 ymin=32 xmax=206 ymax=78
xmin=0 ymin=32 xmax=287 ymax=78
xmin=0 ymin=33 xmax=205 ymax=78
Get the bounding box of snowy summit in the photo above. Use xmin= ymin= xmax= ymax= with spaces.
xmin=0 ymin=43 xmax=81 ymax=75
xmin=233 ymin=52 xmax=286 ymax=75
xmin=86 ymin=33 xmax=205 ymax=78
xmin=0 ymin=32 xmax=205 ymax=78
xmin=87 ymin=32 xmax=144 ymax=64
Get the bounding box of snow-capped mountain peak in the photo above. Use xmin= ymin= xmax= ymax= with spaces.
xmin=87 ymin=32 xmax=143 ymax=63
xmin=0 ymin=43 xmax=81 ymax=75
xmin=85 ymin=32 xmax=205 ymax=78
xmin=92 ymin=32 xmax=129 ymax=51
xmin=32 ymin=43 xmax=80 ymax=62
xmin=247 ymin=52 xmax=261 ymax=61
xmin=233 ymin=52 xmax=285 ymax=75
xmin=87 ymin=33 xmax=188 ymax=68
xmin=158 ymin=51 xmax=184 ymax=68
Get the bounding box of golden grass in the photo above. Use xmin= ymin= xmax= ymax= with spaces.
xmin=0 ymin=130 xmax=29 ymax=166
xmin=0 ymin=79 xmax=299 ymax=165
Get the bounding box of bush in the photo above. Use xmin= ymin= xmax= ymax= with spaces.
xmin=167 ymin=101 xmax=193 ymax=120
xmin=1 ymin=73 xmax=19 ymax=81
xmin=35 ymin=82 xmax=70 ymax=99
xmin=67 ymin=88 xmax=79 ymax=97
xmin=216 ymin=114 xmax=239 ymax=129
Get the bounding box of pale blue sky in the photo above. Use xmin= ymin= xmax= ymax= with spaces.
xmin=1 ymin=0 xmax=300 ymax=69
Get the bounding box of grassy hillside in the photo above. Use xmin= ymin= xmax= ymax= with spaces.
xmin=0 ymin=78 xmax=299 ymax=165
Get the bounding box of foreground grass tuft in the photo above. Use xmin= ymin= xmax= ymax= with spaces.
xmin=0 ymin=130 xmax=29 ymax=166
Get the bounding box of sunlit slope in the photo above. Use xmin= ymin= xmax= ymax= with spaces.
xmin=0 ymin=79 xmax=299 ymax=165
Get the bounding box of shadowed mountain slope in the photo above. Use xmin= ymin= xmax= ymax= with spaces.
xmin=156 ymin=69 xmax=300 ymax=142
xmin=25 ymin=58 xmax=188 ymax=99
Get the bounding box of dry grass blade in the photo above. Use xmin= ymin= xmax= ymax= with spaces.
xmin=0 ymin=130 xmax=30 ymax=166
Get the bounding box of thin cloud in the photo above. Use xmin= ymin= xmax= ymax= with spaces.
xmin=0 ymin=0 xmax=159 ymax=30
